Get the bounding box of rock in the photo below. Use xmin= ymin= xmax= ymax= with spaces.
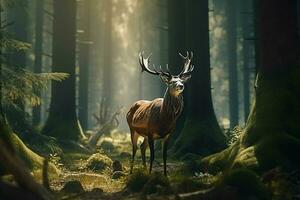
xmin=61 ymin=180 xmax=84 ymax=193
xmin=112 ymin=160 xmax=123 ymax=172
xmin=91 ymin=187 xmax=104 ymax=194
xmin=120 ymin=152 xmax=131 ymax=159
xmin=112 ymin=171 xmax=126 ymax=179
xmin=100 ymin=141 xmax=115 ymax=152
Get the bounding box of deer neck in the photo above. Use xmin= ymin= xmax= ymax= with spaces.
xmin=161 ymin=88 xmax=183 ymax=121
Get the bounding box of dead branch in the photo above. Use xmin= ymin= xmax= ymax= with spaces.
xmin=87 ymin=106 xmax=124 ymax=150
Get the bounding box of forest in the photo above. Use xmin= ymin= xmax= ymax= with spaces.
xmin=0 ymin=0 xmax=300 ymax=199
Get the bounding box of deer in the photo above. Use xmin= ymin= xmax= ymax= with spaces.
xmin=126 ymin=51 xmax=194 ymax=176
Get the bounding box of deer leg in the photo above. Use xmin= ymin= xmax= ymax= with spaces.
xmin=148 ymin=136 xmax=155 ymax=174
xmin=140 ymin=137 xmax=148 ymax=168
xmin=162 ymin=135 xmax=170 ymax=176
xmin=130 ymin=130 xmax=138 ymax=174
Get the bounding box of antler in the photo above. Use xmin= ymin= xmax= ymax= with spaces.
xmin=139 ymin=52 xmax=171 ymax=78
xmin=178 ymin=51 xmax=194 ymax=76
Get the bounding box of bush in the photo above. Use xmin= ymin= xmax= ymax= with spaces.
xmin=84 ymin=153 xmax=113 ymax=172
xmin=99 ymin=141 xmax=115 ymax=152
xmin=126 ymin=170 xmax=172 ymax=196
xmin=221 ymin=168 xmax=270 ymax=199
xmin=173 ymin=178 xmax=204 ymax=193
xmin=126 ymin=170 xmax=149 ymax=192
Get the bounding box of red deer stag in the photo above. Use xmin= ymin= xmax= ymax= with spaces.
xmin=126 ymin=52 xmax=194 ymax=175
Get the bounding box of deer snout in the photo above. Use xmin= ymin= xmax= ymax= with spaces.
xmin=177 ymin=84 xmax=184 ymax=91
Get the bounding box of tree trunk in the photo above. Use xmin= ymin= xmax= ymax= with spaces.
xmin=202 ymin=0 xmax=300 ymax=173
xmin=241 ymin=2 xmax=250 ymax=122
xmin=78 ymin=0 xmax=92 ymax=130
xmin=42 ymin=0 xmax=85 ymax=140
xmin=167 ymin=0 xmax=187 ymax=147
xmin=32 ymin=0 xmax=44 ymax=127
xmin=173 ymin=0 xmax=226 ymax=157
xmin=0 ymin=115 xmax=56 ymax=200
xmin=226 ymin=0 xmax=239 ymax=128
xmin=0 ymin=1 xmax=3 ymax=116
xmin=102 ymin=0 xmax=113 ymax=109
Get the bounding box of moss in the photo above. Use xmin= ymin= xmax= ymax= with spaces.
xmin=254 ymin=134 xmax=300 ymax=171
xmin=221 ymin=168 xmax=270 ymax=199
xmin=84 ymin=153 xmax=113 ymax=172
xmin=173 ymin=118 xmax=227 ymax=157
xmin=61 ymin=180 xmax=84 ymax=193
xmin=126 ymin=169 xmax=149 ymax=192
xmin=173 ymin=178 xmax=204 ymax=193
xmin=126 ymin=171 xmax=171 ymax=194
xmin=201 ymin=142 xmax=239 ymax=174
xmin=141 ymin=172 xmax=171 ymax=195
xmin=10 ymin=133 xmax=59 ymax=180
xmin=0 ymin=133 xmax=59 ymax=182
xmin=99 ymin=140 xmax=116 ymax=152
xmin=201 ymin=69 xmax=300 ymax=174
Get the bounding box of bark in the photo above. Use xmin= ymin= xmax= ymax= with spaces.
xmin=0 ymin=115 xmax=57 ymax=200
xmin=42 ymin=0 xmax=85 ymax=140
xmin=87 ymin=111 xmax=120 ymax=150
xmin=202 ymin=0 xmax=300 ymax=173
xmin=102 ymin=0 xmax=113 ymax=108
xmin=226 ymin=0 xmax=239 ymax=128
xmin=173 ymin=0 xmax=226 ymax=157
xmin=241 ymin=0 xmax=251 ymax=121
xmin=78 ymin=0 xmax=92 ymax=130
xmin=0 ymin=2 xmax=3 ymax=116
xmin=167 ymin=0 xmax=187 ymax=146
xmin=32 ymin=0 xmax=44 ymax=127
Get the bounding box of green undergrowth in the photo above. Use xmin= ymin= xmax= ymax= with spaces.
xmin=84 ymin=153 xmax=113 ymax=172
xmin=172 ymin=118 xmax=227 ymax=157
xmin=0 ymin=133 xmax=60 ymax=184
xmin=219 ymin=168 xmax=270 ymax=200
xmin=126 ymin=166 xmax=218 ymax=196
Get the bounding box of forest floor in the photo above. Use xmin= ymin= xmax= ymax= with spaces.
xmin=45 ymin=131 xmax=216 ymax=200
xmin=22 ymin=130 xmax=299 ymax=200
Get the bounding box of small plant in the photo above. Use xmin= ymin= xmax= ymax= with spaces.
xmin=84 ymin=153 xmax=113 ymax=172
xmin=49 ymin=153 xmax=63 ymax=168
xmin=126 ymin=170 xmax=150 ymax=192
xmin=221 ymin=168 xmax=270 ymax=199
xmin=173 ymin=177 xmax=204 ymax=193
xmin=225 ymin=126 xmax=243 ymax=146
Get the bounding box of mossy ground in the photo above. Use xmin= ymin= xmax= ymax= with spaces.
xmin=24 ymin=131 xmax=220 ymax=200
xmin=3 ymin=115 xmax=300 ymax=199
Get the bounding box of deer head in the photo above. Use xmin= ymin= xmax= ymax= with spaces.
xmin=139 ymin=51 xmax=194 ymax=96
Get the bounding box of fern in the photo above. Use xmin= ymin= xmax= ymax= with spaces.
xmin=2 ymin=66 xmax=69 ymax=107
xmin=0 ymin=1 xmax=68 ymax=109
xmin=1 ymin=0 xmax=27 ymax=9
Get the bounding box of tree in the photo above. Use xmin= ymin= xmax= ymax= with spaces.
xmin=42 ymin=0 xmax=85 ymax=140
xmin=240 ymin=0 xmax=255 ymax=122
xmin=78 ymin=0 xmax=92 ymax=130
xmin=202 ymin=0 xmax=300 ymax=172
xmin=167 ymin=0 xmax=187 ymax=146
xmin=102 ymin=0 xmax=113 ymax=109
xmin=5 ymin=0 xmax=29 ymax=134
xmin=0 ymin=2 xmax=59 ymax=198
xmin=173 ymin=0 xmax=226 ymax=157
xmin=32 ymin=0 xmax=44 ymax=127
xmin=226 ymin=0 xmax=239 ymax=128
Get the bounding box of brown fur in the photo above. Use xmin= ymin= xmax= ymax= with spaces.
xmin=126 ymin=88 xmax=183 ymax=175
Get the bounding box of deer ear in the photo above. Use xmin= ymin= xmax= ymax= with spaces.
xmin=180 ymin=74 xmax=192 ymax=82
xmin=159 ymin=74 xmax=171 ymax=83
